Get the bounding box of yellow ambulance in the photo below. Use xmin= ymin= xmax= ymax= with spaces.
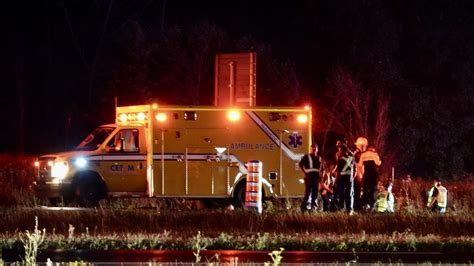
xmin=34 ymin=104 xmax=312 ymax=207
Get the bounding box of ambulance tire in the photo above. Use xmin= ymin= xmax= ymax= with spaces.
xmin=75 ymin=174 xmax=106 ymax=207
xmin=232 ymin=180 xmax=265 ymax=209
xmin=231 ymin=181 xmax=245 ymax=208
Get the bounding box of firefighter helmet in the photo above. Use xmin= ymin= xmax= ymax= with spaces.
xmin=354 ymin=137 xmax=368 ymax=147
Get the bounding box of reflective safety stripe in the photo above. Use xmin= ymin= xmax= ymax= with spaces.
xmin=437 ymin=186 xmax=448 ymax=207
xmin=246 ymin=111 xmax=304 ymax=161
xmin=340 ymin=157 xmax=353 ymax=175
xmin=152 ymin=153 xmax=247 ymax=174
xmin=304 ymin=154 xmax=320 ymax=173
xmin=89 ymin=155 xmax=146 ymax=161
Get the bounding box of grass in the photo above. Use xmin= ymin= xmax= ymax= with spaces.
xmin=0 ymin=208 xmax=472 ymax=237
xmin=0 ymin=227 xmax=472 ymax=252
xmin=0 ymin=154 xmax=473 ymax=257
xmin=0 ymin=154 xmax=38 ymax=207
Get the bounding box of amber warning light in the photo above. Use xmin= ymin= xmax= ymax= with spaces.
xmin=297 ymin=114 xmax=308 ymax=124
xmin=118 ymin=112 xmax=148 ymax=123
xmin=227 ymin=110 xmax=241 ymax=121
xmin=155 ymin=112 xmax=167 ymax=122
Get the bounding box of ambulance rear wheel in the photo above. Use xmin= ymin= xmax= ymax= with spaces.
xmin=232 ymin=181 xmax=246 ymax=208
xmin=232 ymin=181 xmax=265 ymax=209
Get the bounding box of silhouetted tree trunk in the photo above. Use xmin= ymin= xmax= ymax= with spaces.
xmin=62 ymin=0 xmax=114 ymax=107
xmin=15 ymin=57 xmax=25 ymax=154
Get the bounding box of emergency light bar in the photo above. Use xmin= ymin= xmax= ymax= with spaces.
xmin=117 ymin=112 xmax=149 ymax=123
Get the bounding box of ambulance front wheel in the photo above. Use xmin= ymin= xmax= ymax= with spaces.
xmin=74 ymin=174 xmax=106 ymax=207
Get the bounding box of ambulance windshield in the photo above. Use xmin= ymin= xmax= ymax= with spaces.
xmin=75 ymin=126 xmax=116 ymax=151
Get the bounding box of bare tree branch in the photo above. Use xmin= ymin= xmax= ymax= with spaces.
xmin=321 ymin=68 xmax=391 ymax=165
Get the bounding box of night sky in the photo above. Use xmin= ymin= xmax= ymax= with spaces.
xmin=3 ymin=0 xmax=474 ymax=177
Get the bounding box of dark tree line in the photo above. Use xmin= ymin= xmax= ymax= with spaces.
xmin=4 ymin=0 xmax=474 ymax=178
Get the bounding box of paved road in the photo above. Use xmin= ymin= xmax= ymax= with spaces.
xmin=3 ymin=249 xmax=472 ymax=263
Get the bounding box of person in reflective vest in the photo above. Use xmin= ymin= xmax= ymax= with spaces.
xmin=427 ymin=179 xmax=448 ymax=213
xmin=359 ymin=145 xmax=382 ymax=212
xmin=375 ymin=181 xmax=394 ymax=213
xmin=353 ymin=137 xmax=368 ymax=211
xmin=299 ymin=143 xmax=322 ymax=212
xmin=335 ymin=145 xmax=355 ymax=214
xmin=386 ymin=182 xmax=395 ymax=213
xmin=374 ymin=182 xmax=388 ymax=213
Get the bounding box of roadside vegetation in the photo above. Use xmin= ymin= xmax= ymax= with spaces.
xmin=0 ymin=154 xmax=473 ymax=256
xmin=1 ymin=225 xmax=472 ymax=253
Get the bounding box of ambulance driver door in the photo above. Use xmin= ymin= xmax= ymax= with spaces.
xmin=103 ymin=128 xmax=147 ymax=193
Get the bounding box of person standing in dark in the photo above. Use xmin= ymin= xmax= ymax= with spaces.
xmin=336 ymin=138 xmax=348 ymax=152
xmin=299 ymin=144 xmax=322 ymax=212
xmin=320 ymin=171 xmax=335 ymax=212
xmin=353 ymin=137 xmax=368 ymax=211
xmin=359 ymin=145 xmax=382 ymax=211
xmin=335 ymin=145 xmax=355 ymax=214
xmin=427 ymin=179 xmax=448 ymax=213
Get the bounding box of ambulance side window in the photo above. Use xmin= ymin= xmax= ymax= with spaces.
xmin=107 ymin=129 xmax=139 ymax=153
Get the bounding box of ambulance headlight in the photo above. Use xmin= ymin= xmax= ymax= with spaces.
xmin=51 ymin=161 xmax=69 ymax=179
xmin=74 ymin=157 xmax=88 ymax=168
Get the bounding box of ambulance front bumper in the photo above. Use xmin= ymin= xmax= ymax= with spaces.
xmin=33 ymin=180 xmax=72 ymax=199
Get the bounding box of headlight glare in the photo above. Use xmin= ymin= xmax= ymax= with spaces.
xmin=75 ymin=157 xmax=88 ymax=168
xmin=51 ymin=161 xmax=69 ymax=179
